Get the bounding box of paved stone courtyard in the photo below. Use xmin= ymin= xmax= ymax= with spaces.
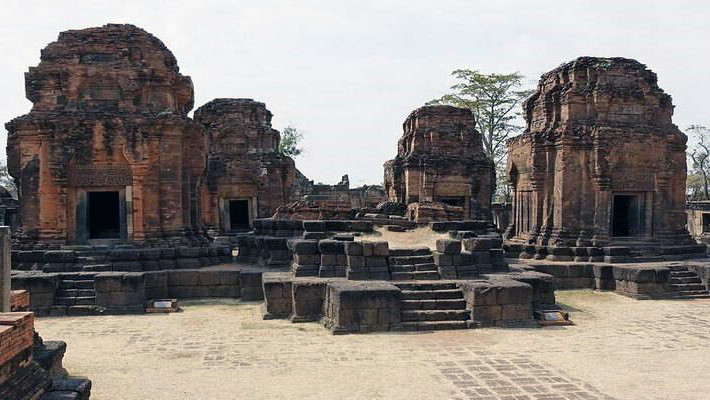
xmin=34 ymin=291 xmax=710 ymax=400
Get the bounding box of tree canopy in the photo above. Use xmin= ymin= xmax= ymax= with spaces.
xmin=278 ymin=125 xmax=303 ymax=157
xmin=429 ymin=69 xmax=533 ymax=202
xmin=688 ymin=125 xmax=710 ymax=200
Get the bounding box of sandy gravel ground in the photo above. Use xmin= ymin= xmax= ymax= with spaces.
xmin=35 ymin=291 xmax=710 ymax=400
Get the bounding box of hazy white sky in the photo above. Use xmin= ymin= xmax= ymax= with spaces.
xmin=1 ymin=0 xmax=708 ymax=185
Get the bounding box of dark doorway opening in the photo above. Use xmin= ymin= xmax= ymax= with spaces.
xmin=437 ymin=197 xmax=465 ymax=208
xmin=88 ymin=191 xmax=121 ymax=239
xmin=612 ymin=195 xmax=640 ymax=237
xmin=229 ymin=199 xmax=250 ymax=230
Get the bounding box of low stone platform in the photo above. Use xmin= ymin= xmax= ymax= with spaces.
xmin=504 ymin=241 xmax=707 ymax=263
xmin=10 ymin=264 xmax=273 ymax=316
xmin=512 ymin=258 xmax=710 ymax=300
xmin=262 ymin=271 xmax=554 ymax=334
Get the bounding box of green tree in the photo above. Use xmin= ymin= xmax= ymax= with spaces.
xmin=429 ymin=70 xmax=533 ymax=202
xmin=278 ymin=125 xmax=303 ymax=157
xmin=688 ymin=125 xmax=710 ymax=200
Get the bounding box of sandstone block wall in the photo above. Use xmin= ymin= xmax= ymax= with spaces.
xmin=433 ymin=238 xmax=507 ymax=279
xmin=459 ymin=279 xmax=533 ymax=327
xmin=323 ymin=281 xmax=401 ymax=334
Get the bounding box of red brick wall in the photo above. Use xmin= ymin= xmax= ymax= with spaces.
xmin=10 ymin=290 xmax=30 ymax=312
xmin=0 ymin=312 xmax=35 ymax=368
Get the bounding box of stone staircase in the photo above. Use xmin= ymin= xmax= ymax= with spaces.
xmin=52 ymin=273 xmax=106 ymax=315
xmin=394 ymin=282 xmax=471 ymax=331
xmin=667 ymin=266 xmax=710 ymax=299
xmin=388 ymin=249 xmax=440 ymax=281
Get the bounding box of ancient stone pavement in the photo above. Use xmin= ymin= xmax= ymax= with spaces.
xmin=35 ymin=291 xmax=710 ymax=399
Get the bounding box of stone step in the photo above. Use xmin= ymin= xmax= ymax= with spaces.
xmin=667 ymin=265 xmax=691 ymax=272
xmin=55 ymin=289 xmax=96 ymax=298
xmin=391 ymin=271 xmax=440 ymax=281
xmin=389 ymin=265 xmax=416 ymax=273
xmin=67 ymin=305 xmax=107 ymax=316
xmin=388 ymin=247 xmax=432 ymax=257
xmin=675 ymin=290 xmax=710 ymax=297
xmin=402 ymin=309 xmax=470 ymax=322
xmin=82 ymin=264 xmax=112 ymax=272
xmin=395 ymin=282 xmax=457 ymax=291
xmin=670 ymin=271 xmax=697 ymax=278
xmin=670 ymin=283 xmax=707 ymax=291
xmin=389 ymin=263 xmax=438 ymax=273
xmin=58 ymin=280 xmax=95 ymax=290
xmin=669 ymin=276 xmax=703 ymax=284
xmin=400 ymin=289 xmax=463 ymax=300
xmin=396 ymin=320 xmax=469 ymax=331
xmin=389 ymin=255 xmax=434 ymax=266
xmin=54 ymin=296 xmax=96 ymax=306
xmin=402 ymin=299 xmax=466 ymax=310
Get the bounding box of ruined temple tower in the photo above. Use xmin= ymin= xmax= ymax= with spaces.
xmin=506 ymin=57 xmax=701 ymax=258
xmin=384 ymin=105 xmax=495 ymax=221
xmin=5 ymin=24 xmax=206 ymax=244
xmin=194 ymin=99 xmax=297 ymax=233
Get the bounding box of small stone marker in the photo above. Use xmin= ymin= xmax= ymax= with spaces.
xmin=146 ymin=299 xmax=179 ymax=313
xmin=534 ymin=310 xmax=573 ymax=326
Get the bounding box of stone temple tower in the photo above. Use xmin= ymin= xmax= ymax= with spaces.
xmin=384 ymin=105 xmax=495 ymax=221
xmin=6 ymin=24 xmax=206 ymax=244
xmin=505 ymin=57 xmax=704 ymax=260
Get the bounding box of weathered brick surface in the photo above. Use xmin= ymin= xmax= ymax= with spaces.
xmin=384 ymin=105 xmax=495 ymax=221
xmin=506 ymin=57 xmax=695 ymax=255
xmin=6 ymin=24 xmax=205 ymax=244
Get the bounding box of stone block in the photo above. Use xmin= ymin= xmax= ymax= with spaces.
xmin=289 ymin=240 xmax=319 ymax=255
xmin=362 ymin=242 xmax=374 ymax=257
xmin=176 ymin=258 xmax=202 ymax=269
xmin=462 ymin=238 xmax=492 ymax=251
xmin=197 ymin=270 xmax=221 ymax=286
xmin=318 ymin=240 xmax=345 ymax=255
xmin=303 ymin=232 xmax=328 ymax=240
xmin=436 ymin=239 xmax=461 ymax=255
xmin=344 ymin=241 xmax=363 ymax=256
xmin=365 ymin=257 xmax=387 ymax=268
xmin=45 ymin=250 xmax=78 ymax=263
xmin=501 ymin=303 xmax=532 ymax=320
xmin=433 ymin=252 xmax=453 ymax=266
xmin=321 ymin=254 xmax=340 ymax=267
xmin=372 ymin=241 xmax=389 ymax=257
xmin=294 ymin=254 xmax=320 ymax=266
xmin=177 ymin=247 xmax=200 ymax=258
xmin=158 ymin=259 xmax=176 ymax=270
xmin=347 ymin=256 xmax=365 ymax=269
xmin=324 ymin=220 xmax=347 ymax=231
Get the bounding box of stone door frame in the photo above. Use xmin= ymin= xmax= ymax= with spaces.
xmin=218 ymin=196 xmax=258 ymax=232
xmin=75 ymin=186 xmax=131 ymax=243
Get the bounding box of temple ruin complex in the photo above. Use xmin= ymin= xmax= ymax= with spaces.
xmin=2 ymin=28 xmax=710 ymax=399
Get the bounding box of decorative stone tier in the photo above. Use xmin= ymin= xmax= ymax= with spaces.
xmin=261 ymin=271 xmax=552 ymax=333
